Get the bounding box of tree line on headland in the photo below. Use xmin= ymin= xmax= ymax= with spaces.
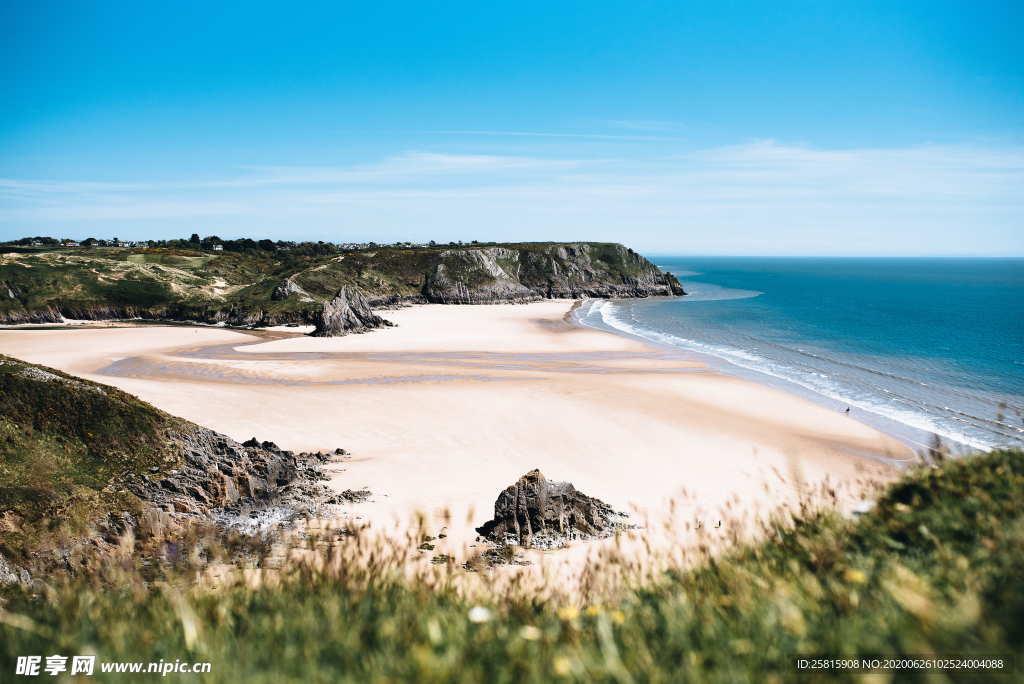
xmin=4 ymin=234 xmax=523 ymax=256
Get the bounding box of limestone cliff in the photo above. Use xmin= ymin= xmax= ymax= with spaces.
xmin=422 ymin=243 xmax=683 ymax=304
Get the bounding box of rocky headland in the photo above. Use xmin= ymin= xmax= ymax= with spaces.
xmin=0 ymin=355 xmax=352 ymax=584
xmin=1 ymin=242 xmax=684 ymax=326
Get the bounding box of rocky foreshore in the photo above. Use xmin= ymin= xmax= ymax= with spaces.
xmin=125 ymin=432 xmax=346 ymax=525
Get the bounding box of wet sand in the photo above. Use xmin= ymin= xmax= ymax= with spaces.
xmin=0 ymin=301 xmax=912 ymax=578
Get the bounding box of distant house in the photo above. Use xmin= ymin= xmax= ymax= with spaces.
xmin=62 ymin=240 xmax=80 ymax=247
xmin=211 ymin=244 xmax=224 ymax=251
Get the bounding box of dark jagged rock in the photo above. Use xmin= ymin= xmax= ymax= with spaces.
xmin=326 ymin=488 xmax=371 ymax=505
xmin=126 ymin=430 xmax=328 ymax=519
xmin=476 ymin=469 xmax=628 ymax=548
xmin=365 ymin=293 xmax=428 ymax=309
xmin=0 ymin=301 xmax=317 ymax=328
xmin=310 ymin=286 xmax=394 ymax=337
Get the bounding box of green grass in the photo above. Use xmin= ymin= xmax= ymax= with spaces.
xmin=124 ymin=253 xmax=214 ymax=269
xmin=0 ymin=356 xmax=177 ymax=559
xmin=2 ymin=448 xmax=1021 ymax=682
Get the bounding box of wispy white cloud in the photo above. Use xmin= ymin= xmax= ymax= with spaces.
xmin=607 ymin=120 xmax=682 ymax=132
xmin=1 ymin=141 xmax=1022 ymax=254
xmin=691 ymin=139 xmax=1024 ymax=170
xmin=673 ymin=141 xmax=1024 ymax=203
xmin=0 ymin=201 xmax=249 ymax=222
xmin=432 ymin=129 xmax=687 ymax=142
xmin=0 ymin=152 xmax=589 ymax=197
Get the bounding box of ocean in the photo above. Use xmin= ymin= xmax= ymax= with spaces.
xmin=576 ymin=257 xmax=1024 ymax=452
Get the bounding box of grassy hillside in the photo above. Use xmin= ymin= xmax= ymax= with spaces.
xmin=0 ymin=355 xmax=178 ymax=560
xmin=2 ymin=448 xmax=1020 ymax=682
xmin=1 ymin=242 xmax=683 ymax=324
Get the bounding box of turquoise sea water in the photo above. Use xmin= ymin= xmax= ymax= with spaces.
xmin=576 ymin=258 xmax=1024 ymax=451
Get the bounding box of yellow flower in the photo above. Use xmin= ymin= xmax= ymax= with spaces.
xmin=553 ymin=656 xmax=572 ymax=676
xmin=611 ymin=610 xmax=626 ymax=624
xmin=843 ymin=568 xmax=867 ymax=584
xmin=732 ymin=639 xmax=754 ymax=654
xmin=557 ymin=606 xmax=580 ymax=621
xmin=585 ymin=605 xmax=602 ymax=616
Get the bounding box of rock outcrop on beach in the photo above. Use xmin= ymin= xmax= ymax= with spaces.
xmin=0 ymin=241 xmax=683 ymax=326
xmin=310 ymin=285 xmax=394 ymax=337
xmin=476 ymin=469 xmax=628 ymax=548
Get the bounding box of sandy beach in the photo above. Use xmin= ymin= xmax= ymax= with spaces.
xmin=0 ymin=301 xmax=913 ymax=573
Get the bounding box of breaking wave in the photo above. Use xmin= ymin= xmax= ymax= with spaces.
xmin=578 ymin=299 xmax=1019 ymax=452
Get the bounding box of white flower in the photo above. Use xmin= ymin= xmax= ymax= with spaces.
xmin=467 ymin=606 xmax=492 ymax=623
xmin=519 ymin=625 xmax=543 ymax=640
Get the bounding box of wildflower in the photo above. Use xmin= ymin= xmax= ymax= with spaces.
xmin=553 ymin=656 xmax=572 ymax=676
xmin=843 ymin=568 xmax=867 ymax=584
xmin=519 ymin=625 xmax=542 ymax=641
xmin=611 ymin=610 xmax=626 ymax=624
xmin=779 ymin=603 xmax=806 ymax=637
xmin=426 ymin=619 xmax=443 ymax=644
xmin=585 ymin=605 xmax=602 ymax=616
xmin=557 ymin=606 xmax=579 ymax=621
xmin=467 ymin=606 xmax=491 ymax=624
xmin=732 ymin=639 xmax=754 ymax=654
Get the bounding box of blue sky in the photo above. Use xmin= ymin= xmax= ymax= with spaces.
xmin=2 ymin=0 xmax=1022 ymax=255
